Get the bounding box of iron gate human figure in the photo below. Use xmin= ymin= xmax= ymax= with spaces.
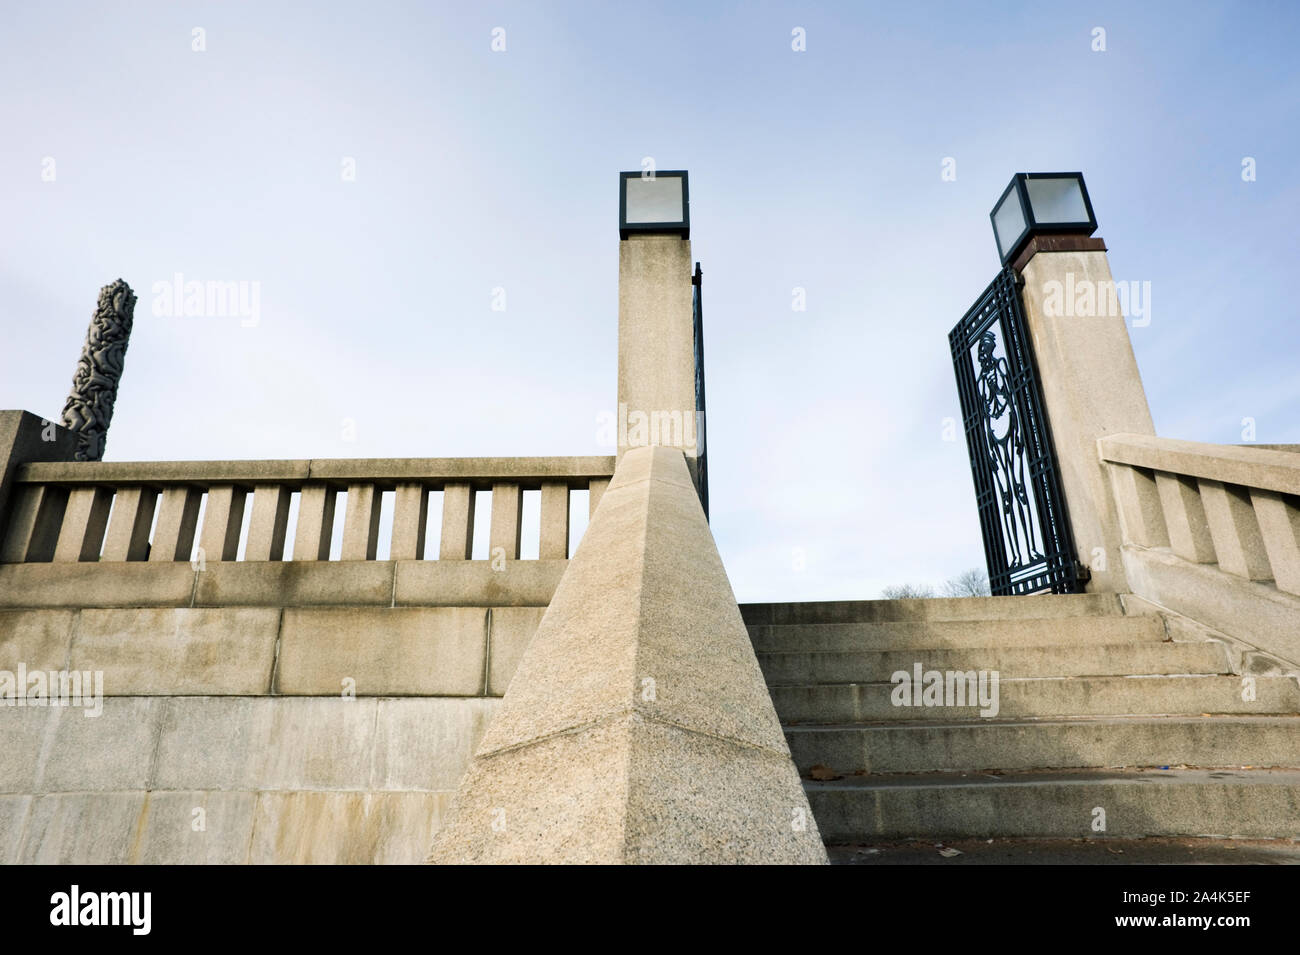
xmin=975 ymin=330 xmax=1042 ymax=566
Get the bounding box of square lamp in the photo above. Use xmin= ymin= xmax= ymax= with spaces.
xmin=620 ymin=170 xmax=689 ymax=239
xmin=990 ymin=172 xmax=1097 ymax=265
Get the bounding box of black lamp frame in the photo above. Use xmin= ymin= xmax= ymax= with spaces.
xmin=619 ymin=170 xmax=690 ymax=239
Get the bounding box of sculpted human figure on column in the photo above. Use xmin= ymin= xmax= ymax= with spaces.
xmin=61 ymin=279 xmax=136 ymax=462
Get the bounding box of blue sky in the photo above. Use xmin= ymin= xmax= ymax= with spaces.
xmin=2 ymin=1 xmax=1297 ymax=601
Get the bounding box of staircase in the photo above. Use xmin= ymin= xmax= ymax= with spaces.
xmin=742 ymin=593 xmax=1300 ymax=862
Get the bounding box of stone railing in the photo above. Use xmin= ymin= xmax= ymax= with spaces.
xmin=0 ymin=456 xmax=613 ymax=566
xmin=0 ymin=455 xmax=615 ymax=611
xmin=0 ymin=450 xmax=618 ymax=864
xmin=1101 ymin=433 xmax=1300 ymax=662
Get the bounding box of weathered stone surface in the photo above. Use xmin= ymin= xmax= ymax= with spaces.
xmin=1157 ymin=472 xmax=1217 ymax=563
xmin=257 ymin=698 xmax=382 ymax=789
xmin=17 ymin=792 xmax=146 ymax=864
xmin=617 ymin=236 xmax=698 ymax=467
xmin=70 ymin=608 xmax=280 ymax=695
xmin=18 ymin=459 xmax=311 ymax=485
xmin=130 ymin=791 xmax=257 ymax=864
xmin=758 ymin=640 xmax=1230 ymax=684
xmin=101 ymin=485 xmax=158 ymax=561
xmin=748 ymin=614 xmax=1164 ymax=652
xmin=0 ymin=555 xmax=570 ymax=611
xmin=307 ymin=456 xmax=613 ymax=483
xmin=430 ymin=447 xmax=825 ymax=864
xmin=0 ymin=795 xmax=30 ymax=864
xmin=588 ymin=477 xmax=609 ymax=518
xmin=249 ymin=791 xmax=451 ymax=864
xmin=538 ymin=482 xmax=569 ymax=560
xmin=17 ymin=455 xmax=613 ymax=486
xmin=51 ymin=485 xmax=112 ymax=562
xmin=432 ymin=717 xmax=633 ymax=864
xmin=195 ymin=560 xmax=393 ymax=607
xmin=0 ymin=483 xmax=67 ymax=563
xmin=623 ymin=717 xmax=827 ymax=864
xmin=0 ymin=562 xmax=197 ymax=608
xmin=807 ymin=769 xmax=1300 ymax=840
xmin=1100 ymin=433 xmax=1300 ymax=497
xmin=244 ymin=485 xmax=292 ymax=561
xmin=0 ymin=707 xmax=50 ymax=793
xmin=37 ymin=698 xmax=162 ymax=792
xmin=389 ymin=483 xmax=428 ymax=561
xmin=393 ymin=559 xmax=565 ymax=607
xmin=0 ymin=411 xmax=79 ymax=553
xmin=1121 ymin=543 xmax=1300 ymax=667
xmin=1251 ymin=488 xmax=1300 ymax=595
xmin=340 ymin=483 xmax=381 ymax=561
xmin=475 ymin=453 xmax=795 ymax=754
xmin=291 ymin=484 xmax=337 ymax=562
xmin=0 ymin=609 xmax=74 ymax=671
xmin=151 ymin=697 xmax=497 ymax=793
xmin=431 ymin=713 xmax=824 ymax=864
xmin=487 ymin=607 xmax=545 ymax=696
xmin=11 ymin=694 xmax=495 ymax=862
xmin=152 ymin=696 xmax=271 ymax=791
xmin=488 ymin=483 xmax=522 ymax=560
xmin=740 ymin=592 xmax=1128 ymax=626
xmin=1199 ymin=479 xmax=1272 ymax=580
xmin=438 ymin=483 xmax=475 ymax=560
xmin=196 ymin=484 xmax=247 ymax=563
xmin=1019 ymin=250 xmax=1157 ymax=593
xmin=276 ymin=607 xmax=486 ymax=696
xmin=371 ymin=698 xmax=498 ymax=791
xmin=786 ymin=715 xmax=1300 ymax=775
xmin=1105 ymin=462 xmax=1168 ymax=548
xmin=768 ymin=674 xmax=1299 ymax=723
xmin=149 ymin=485 xmax=202 ymax=563
xmin=10 ymin=783 xmax=465 ymax=864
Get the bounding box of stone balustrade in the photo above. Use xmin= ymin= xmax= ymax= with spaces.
xmin=1100 ymin=433 xmax=1300 ymax=663
xmin=0 ymin=455 xmax=614 ymax=567
xmin=0 ymin=455 xmax=615 ymax=612
xmin=0 ymin=454 xmax=616 ymax=862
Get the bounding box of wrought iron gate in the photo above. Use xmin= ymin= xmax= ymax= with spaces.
xmin=950 ymin=268 xmax=1085 ymax=595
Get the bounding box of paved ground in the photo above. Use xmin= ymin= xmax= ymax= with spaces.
xmin=827 ymin=837 xmax=1300 ymax=864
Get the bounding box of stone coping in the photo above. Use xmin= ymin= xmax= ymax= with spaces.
xmin=15 ymin=455 xmax=616 ymax=488
xmin=1100 ymin=433 xmax=1300 ymax=496
xmin=0 ymin=559 xmax=568 ymax=609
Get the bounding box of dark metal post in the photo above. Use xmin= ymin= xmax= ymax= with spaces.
xmin=691 ymin=262 xmax=709 ymax=520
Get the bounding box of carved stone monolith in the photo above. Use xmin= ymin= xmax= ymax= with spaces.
xmin=60 ymin=279 xmax=136 ymax=461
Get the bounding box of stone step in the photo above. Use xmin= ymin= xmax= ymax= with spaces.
xmin=784 ymin=715 xmax=1300 ymax=774
xmin=741 ymin=593 xmax=1129 ymax=627
xmin=771 ymin=674 xmax=1300 ymax=723
xmin=826 ymin=836 xmax=1300 ymax=865
xmin=806 ymin=768 xmax=1300 ymax=840
xmin=759 ymin=641 xmax=1230 ymax=685
xmin=749 ymin=614 xmax=1165 ymax=653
